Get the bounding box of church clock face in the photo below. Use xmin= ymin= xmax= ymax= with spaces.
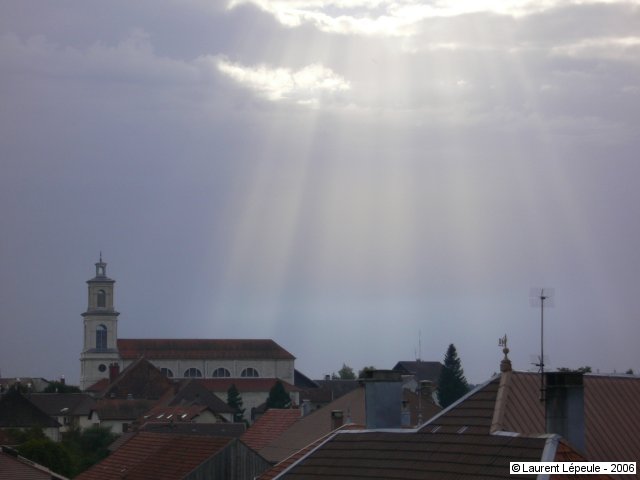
xmin=98 ymin=364 xmax=107 ymax=372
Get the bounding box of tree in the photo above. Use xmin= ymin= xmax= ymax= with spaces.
xmin=437 ymin=344 xmax=470 ymax=408
xmin=358 ymin=366 xmax=376 ymax=378
xmin=266 ymin=380 xmax=291 ymax=409
xmin=336 ymin=363 xmax=356 ymax=380
xmin=18 ymin=437 xmax=75 ymax=477
xmin=61 ymin=425 xmax=117 ymax=475
xmin=557 ymin=366 xmax=592 ymax=373
xmin=43 ymin=381 xmax=81 ymax=393
xmin=626 ymin=369 xmax=634 ymax=375
xmin=227 ymin=384 xmax=245 ymax=422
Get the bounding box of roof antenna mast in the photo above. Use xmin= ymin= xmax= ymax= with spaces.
xmin=530 ymin=287 xmax=554 ymax=402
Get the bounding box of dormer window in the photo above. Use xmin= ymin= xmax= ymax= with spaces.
xmin=97 ymin=289 xmax=106 ymax=308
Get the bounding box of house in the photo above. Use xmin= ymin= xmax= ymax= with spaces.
xmin=0 ymin=389 xmax=61 ymax=441
xmin=0 ymin=445 xmax=69 ymax=480
xmin=261 ymin=371 xmax=611 ymax=479
xmin=392 ymin=360 xmax=443 ymax=388
xmin=80 ymin=257 xmax=296 ymax=390
xmin=75 ymin=431 xmax=271 ymax=480
xmin=257 ymin=373 xmax=440 ymax=465
xmin=87 ymin=359 xmax=239 ymax=432
xmin=297 ymin=379 xmax=360 ymax=412
xmin=89 ymin=398 xmax=157 ymax=434
xmin=28 ymin=393 xmax=96 ymax=432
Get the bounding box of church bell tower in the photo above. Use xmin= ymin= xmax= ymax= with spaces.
xmin=79 ymin=255 xmax=121 ymax=390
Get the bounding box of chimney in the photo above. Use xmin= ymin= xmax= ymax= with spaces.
xmin=362 ymin=370 xmax=402 ymax=429
xmin=545 ymin=372 xmax=585 ymax=454
xmin=109 ymin=363 xmax=120 ymax=382
xmin=331 ymin=410 xmax=344 ymax=430
xmin=301 ymin=399 xmax=312 ymax=417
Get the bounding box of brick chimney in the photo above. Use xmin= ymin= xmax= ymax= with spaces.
xmin=545 ymin=371 xmax=585 ymax=454
xmin=362 ymin=370 xmax=403 ymax=429
xmin=331 ymin=410 xmax=344 ymax=430
xmin=109 ymin=362 xmax=120 ymax=383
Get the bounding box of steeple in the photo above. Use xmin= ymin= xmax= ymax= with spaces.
xmin=94 ymin=252 xmax=109 ymax=279
xmin=80 ymin=256 xmax=120 ymax=390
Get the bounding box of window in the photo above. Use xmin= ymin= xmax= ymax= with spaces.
xmin=97 ymin=289 xmax=106 ymax=308
xmin=184 ymin=368 xmax=202 ymax=378
xmin=160 ymin=368 xmax=174 ymax=378
xmin=98 ymin=364 xmax=107 ymax=372
xmin=212 ymin=367 xmax=231 ymax=378
xmin=240 ymin=367 xmax=259 ymax=378
xmin=96 ymin=325 xmax=107 ymax=350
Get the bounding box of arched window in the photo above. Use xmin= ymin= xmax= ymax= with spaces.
xmin=184 ymin=368 xmax=202 ymax=378
xmin=96 ymin=325 xmax=107 ymax=350
xmin=212 ymin=367 xmax=231 ymax=378
xmin=160 ymin=368 xmax=174 ymax=378
xmin=240 ymin=367 xmax=259 ymax=378
xmin=97 ymin=289 xmax=106 ymax=308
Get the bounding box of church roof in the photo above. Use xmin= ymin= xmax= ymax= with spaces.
xmin=117 ymin=339 xmax=295 ymax=360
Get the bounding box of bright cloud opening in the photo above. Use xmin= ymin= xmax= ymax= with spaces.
xmin=217 ymin=59 xmax=350 ymax=105
xmin=228 ymin=0 xmax=640 ymax=36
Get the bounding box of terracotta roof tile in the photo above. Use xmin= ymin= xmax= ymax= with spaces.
xmin=259 ymin=387 xmax=367 ymax=463
xmin=242 ymin=409 xmax=302 ymax=451
xmin=279 ymin=431 xmax=549 ymax=479
xmin=117 ymin=339 xmax=295 ymax=360
xmin=100 ymin=358 xmax=173 ymax=400
xmin=75 ymin=432 xmax=234 ymax=480
xmin=0 ymin=447 xmax=69 ymax=480
xmin=498 ymin=372 xmax=640 ymax=466
xmin=258 ymin=424 xmax=364 ymax=480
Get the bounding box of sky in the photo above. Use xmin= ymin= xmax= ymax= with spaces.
xmin=1 ymin=0 xmax=639 ymax=386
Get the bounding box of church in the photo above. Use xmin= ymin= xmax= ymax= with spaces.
xmin=79 ymin=257 xmax=296 ymax=391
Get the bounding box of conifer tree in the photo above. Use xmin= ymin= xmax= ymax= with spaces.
xmin=437 ymin=343 xmax=470 ymax=408
xmin=266 ymin=380 xmax=292 ymax=409
xmin=227 ymin=384 xmax=245 ymax=422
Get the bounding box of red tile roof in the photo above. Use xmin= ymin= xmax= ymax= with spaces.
xmin=117 ymin=339 xmax=295 ymax=360
xmin=277 ymin=430 xmax=552 ymax=479
xmin=258 ymin=387 xmax=366 ymax=463
xmin=100 ymin=357 xmax=174 ymax=400
xmin=258 ymin=423 xmax=364 ymax=480
xmin=493 ymin=371 xmax=640 ymax=465
xmin=0 ymin=446 xmax=68 ymax=480
xmin=75 ymin=432 xmax=234 ymax=480
xmin=141 ymin=404 xmax=216 ymax=423
xmin=242 ymin=409 xmax=302 ymax=451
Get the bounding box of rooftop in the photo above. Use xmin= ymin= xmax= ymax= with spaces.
xmin=117 ymin=338 xmax=295 ymax=360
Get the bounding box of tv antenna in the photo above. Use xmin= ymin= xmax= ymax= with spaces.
xmin=530 ymin=287 xmax=554 ymax=402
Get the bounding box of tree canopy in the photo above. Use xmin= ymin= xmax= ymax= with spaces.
xmin=226 ymin=384 xmax=245 ymax=422
xmin=266 ymin=380 xmax=292 ymax=409
xmin=437 ymin=343 xmax=470 ymax=408
xmin=43 ymin=381 xmax=81 ymax=393
xmin=333 ymin=363 xmax=356 ymax=380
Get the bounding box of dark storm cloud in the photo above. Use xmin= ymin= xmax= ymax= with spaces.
xmin=1 ymin=0 xmax=639 ymax=383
